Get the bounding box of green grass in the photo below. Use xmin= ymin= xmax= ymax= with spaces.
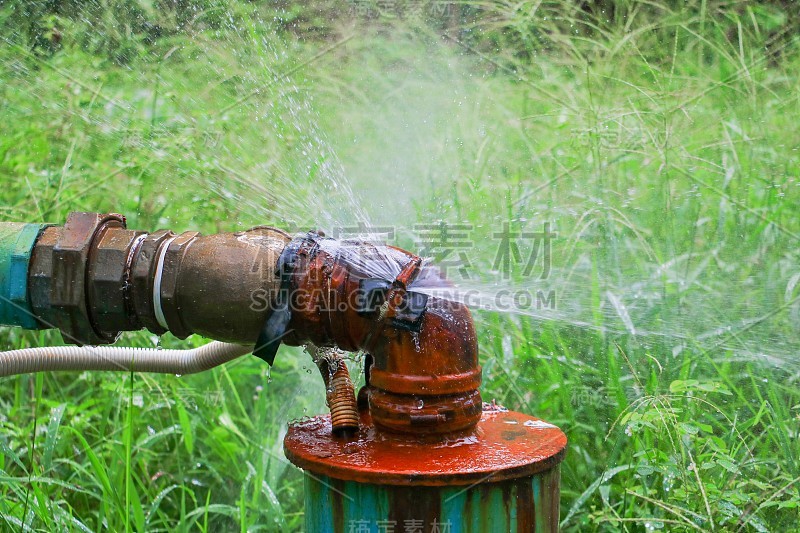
xmin=1 ymin=1 xmax=799 ymax=531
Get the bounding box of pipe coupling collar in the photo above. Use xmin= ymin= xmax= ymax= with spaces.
xmin=253 ymin=231 xmax=321 ymax=365
xmin=130 ymin=229 xmax=175 ymax=335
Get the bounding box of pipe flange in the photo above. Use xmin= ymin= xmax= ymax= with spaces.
xmin=130 ymin=229 xmax=175 ymax=335
xmin=158 ymin=231 xmax=200 ymax=339
xmin=33 ymin=212 xmax=127 ymax=345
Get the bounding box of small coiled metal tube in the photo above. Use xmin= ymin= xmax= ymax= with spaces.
xmin=308 ymin=345 xmax=359 ymax=436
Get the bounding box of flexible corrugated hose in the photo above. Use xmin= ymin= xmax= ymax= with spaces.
xmin=0 ymin=341 xmax=252 ymax=377
xmin=307 ymin=345 xmax=359 ymax=435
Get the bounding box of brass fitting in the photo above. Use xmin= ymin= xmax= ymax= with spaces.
xmin=28 ymin=212 xmax=290 ymax=344
xmin=29 ymin=212 xmax=129 ymax=344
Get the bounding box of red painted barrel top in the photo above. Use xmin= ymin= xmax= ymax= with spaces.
xmin=284 ymin=405 xmax=567 ymax=486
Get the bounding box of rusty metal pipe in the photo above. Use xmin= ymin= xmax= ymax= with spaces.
xmin=285 ymin=404 xmax=568 ymax=532
xmin=27 ymin=214 xmax=290 ymax=344
xmin=22 ymin=213 xmax=482 ymax=435
xmin=1 ymin=212 xmax=568 ymax=531
xmin=276 ymin=235 xmax=482 ymax=434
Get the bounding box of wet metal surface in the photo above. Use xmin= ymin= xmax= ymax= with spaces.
xmin=289 ymin=404 xmax=565 ymax=532
xmin=0 ymin=222 xmax=50 ymax=329
xmin=284 ymin=405 xmax=567 ymax=486
xmin=282 ymin=236 xmax=483 ymax=434
xmin=303 ymin=468 xmax=560 ymax=533
xmin=27 ymin=212 xmax=290 ymax=344
xmin=30 ymin=213 xmax=127 ymax=344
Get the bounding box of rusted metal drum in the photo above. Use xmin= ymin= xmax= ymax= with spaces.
xmin=285 ymin=405 xmax=567 ymax=532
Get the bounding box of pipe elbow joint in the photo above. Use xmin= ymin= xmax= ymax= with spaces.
xmin=365 ymin=298 xmax=482 ymax=434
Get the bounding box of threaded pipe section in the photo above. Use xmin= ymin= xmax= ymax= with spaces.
xmin=325 ymin=361 xmax=359 ymax=436
xmin=308 ymin=345 xmax=359 ymax=437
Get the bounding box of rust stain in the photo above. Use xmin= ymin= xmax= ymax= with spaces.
xmin=515 ymin=477 xmax=535 ymax=532
xmin=284 ymin=406 xmax=567 ymax=487
xmin=387 ymin=486 xmax=441 ymax=526
xmin=330 ymin=477 xmax=345 ymax=533
xmin=282 ymin=238 xmax=483 ymax=434
xmin=544 ymin=466 xmax=561 ymax=531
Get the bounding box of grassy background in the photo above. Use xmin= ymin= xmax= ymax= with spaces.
xmin=1 ymin=1 xmax=799 ymax=531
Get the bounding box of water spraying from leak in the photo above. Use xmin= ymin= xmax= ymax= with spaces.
xmin=120 ymin=15 xmax=800 ymax=377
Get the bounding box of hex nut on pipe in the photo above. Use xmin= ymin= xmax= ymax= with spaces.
xmin=29 ymin=212 xmax=126 ymax=345
xmin=88 ymin=227 xmax=146 ymax=334
xmin=31 ymin=217 xmax=290 ymax=346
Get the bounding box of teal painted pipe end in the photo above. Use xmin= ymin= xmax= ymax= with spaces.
xmin=304 ymin=468 xmax=561 ymax=533
xmin=0 ymin=222 xmax=50 ymax=329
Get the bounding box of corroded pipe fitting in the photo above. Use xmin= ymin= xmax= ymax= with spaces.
xmin=29 ymin=212 xmax=129 ymax=344
xmin=325 ymin=364 xmax=360 ymax=436
xmin=25 ymin=213 xmax=482 ymax=435
xmin=28 ymin=212 xmax=290 ymax=344
xmin=276 ymin=235 xmax=482 ymax=434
